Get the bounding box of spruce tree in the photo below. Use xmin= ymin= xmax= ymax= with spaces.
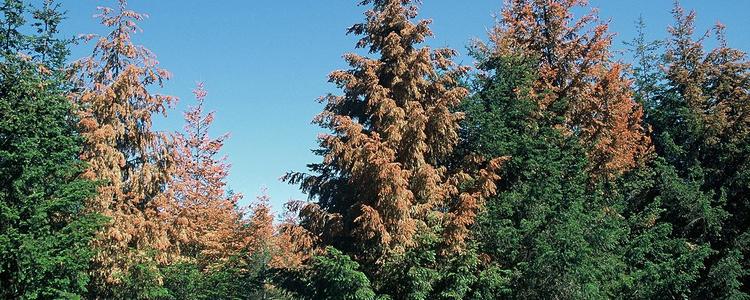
xmin=276 ymin=246 xmax=377 ymax=300
xmin=0 ymin=0 xmax=103 ymax=298
xmin=624 ymin=16 xmax=663 ymax=111
xmin=616 ymin=12 xmax=716 ymax=299
xmin=274 ymin=200 xmax=316 ymax=269
xmin=284 ymin=1 xmax=504 ymax=298
xmin=616 ymin=158 xmax=715 ymax=299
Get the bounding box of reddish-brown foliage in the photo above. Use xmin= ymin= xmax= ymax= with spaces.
xmin=664 ymin=5 xmax=750 ymax=145
xmin=286 ymin=0 xmax=505 ymax=259
xmin=72 ymin=0 xmax=176 ymax=285
xmin=244 ymin=190 xmax=274 ymax=253
xmin=272 ymin=200 xmax=317 ymax=268
xmin=169 ymin=83 xmax=244 ymax=266
xmin=482 ymin=0 xmax=652 ymax=178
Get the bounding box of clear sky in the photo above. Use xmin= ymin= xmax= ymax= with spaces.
xmin=58 ymin=1 xmax=750 ymax=215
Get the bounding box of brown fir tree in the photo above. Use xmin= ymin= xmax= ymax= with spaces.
xmin=169 ymin=82 xmax=244 ymax=266
xmin=272 ymin=200 xmax=317 ymax=269
xmin=285 ymin=0 xmax=505 ymax=263
xmin=659 ymin=6 xmax=750 ymax=295
xmin=72 ymin=0 xmax=176 ymax=287
xmin=664 ymin=5 xmax=750 ymax=148
xmin=480 ymin=0 xmax=652 ymax=178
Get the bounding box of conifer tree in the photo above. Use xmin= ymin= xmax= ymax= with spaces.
xmin=170 ymin=82 xmax=244 ymax=266
xmin=624 ymin=16 xmax=663 ymax=111
xmin=273 ymin=200 xmax=316 ymax=269
xmin=0 ymin=0 xmax=24 ymax=54
xmin=483 ymin=0 xmax=651 ymax=179
xmin=163 ymin=188 xmax=300 ymax=299
xmin=169 ymin=86 xmax=301 ymax=296
xmin=616 ymin=157 xmax=715 ymax=299
xmin=285 ymin=0 xmax=503 ymax=270
xmin=461 ymin=0 xmax=662 ymax=297
xmin=245 ymin=190 xmax=313 ymax=271
xmin=71 ymin=0 xmax=176 ymax=292
xmin=614 ymin=12 xmax=717 ymax=299
xmin=245 ymin=190 xmax=274 ymax=257
xmin=464 ymin=49 xmax=627 ymax=298
xmin=305 ymin=247 xmax=377 ymax=300
xmin=0 ymin=0 xmax=103 ymax=297
xmin=641 ymin=4 xmax=750 ymax=298
xmin=275 ymin=246 xmax=377 ymax=300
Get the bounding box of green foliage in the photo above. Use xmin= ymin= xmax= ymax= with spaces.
xmin=111 ymin=259 xmax=170 ymax=300
xmin=624 ymin=7 xmax=750 ymax=298
xmin=431 ymin=246 xmax=513 ymax=300
xmin=377 ymin=237 xmax=440 ymax=300
xmin=112 ymin=251 xmax=283 ymax=300
xmin=369 ymin=230 xmax=512 ymax=300
xmin=162 ymin=251 xmax=291 ymax=300
xmin=703 ymin=244 xmax=750 ymax=300
xmin=458 ymin=8 xmax=750 ymax=297
xmin=277 ymin=247 xmax=377 ymax=300
xmin=163 ymin=262 xmax=258 ymax=300
xmin=160 ymin=263 xmax=204 ymax=299
xmin=624 ymin=15 xmax=664 ymax=110
xmin=616 ymin=159 xmax=713 ymax=299
xmin=462 ymin=52 xmax=626 ymax=298
xmin=308 ymin=247 xmax=377 ymax=300
xmin=0 ymin=0 xmax=25 ymax=54
xmin=2 ymin=1 xmax=749 ymax=299
xmin=0 ymin=1 xmax=103 ymax=299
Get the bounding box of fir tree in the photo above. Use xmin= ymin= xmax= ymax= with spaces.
xmin=615 ymin=11 xmax=719 ymax=299
xmin=71 ymin=0 xmax=176 ymax=293
xmin=169 ymin=82 xmax=244 ymax=266
xmin=624 ymin=15 xmax=664 ymax=111
xmin=273 ymin=200 xmax=316 ymax=269
xmin=640 ymin=4 xmax=750 ymax=298
xmin=284 ymin=0 xmax=504 ymax=271
xmin=0 ymin=0 xmax=103 ymax=298
xmin=462 ymin=0 xmax=655 ymax=297
xmin=278 ymin=247 xmax=378 ymax=300
xmin=463 ymin=52 xmax=626 ymax=298
xmin=482 ymin=0 xmax=651 ymax=179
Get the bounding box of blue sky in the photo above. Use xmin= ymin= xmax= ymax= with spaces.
xmin=58 ymin=1 xmax=750 ymax=214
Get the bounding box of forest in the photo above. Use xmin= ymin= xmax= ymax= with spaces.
xmin=1 ymin=0 xmax=749 ymax=299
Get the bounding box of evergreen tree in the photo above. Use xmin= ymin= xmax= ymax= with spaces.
xmin=284 ymin=0 xmax=503 ymax=269
xmin=635 ymin=4 xmax=750 ymax=298
xmin=616 ymin=12 xmax=717 ymax=299
xmin=616 ymin=158 xmax=714 ymax=299
xmin=278 ymin=247 xmax=378 ymax=300
xmin=0 ymin=0 xmax=103 ymax=298
xmin=307 ymin=247 xmax=377 ymax=300
xmin=247 ymin=190 xmax=302 ymax=270
xmin=284 ymin=0 xmax=504 ymax=297
xmin=463 ymin=52 xmax=626 ymax=298
xmin=162 ymin=252 xmax=292 ymax=300
xmin=483 ymin=0 xmax=651 ymax=179
xmin=169 ymin=82 xmax=245 ymax=266
xmin=3 ymin=0 xmax=748 ymax=298
xmin=462 ymin=0 xmax=655 ymax=297
xmin=624 ymin=15 xmax=664 ymax=111
xmin=0 ymin=0 xmax=24 ymax=54
xmin=273 ymin=199 xmax=316 ymax=269
xmin=71 ymin=0 xmax=176 ymax=294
